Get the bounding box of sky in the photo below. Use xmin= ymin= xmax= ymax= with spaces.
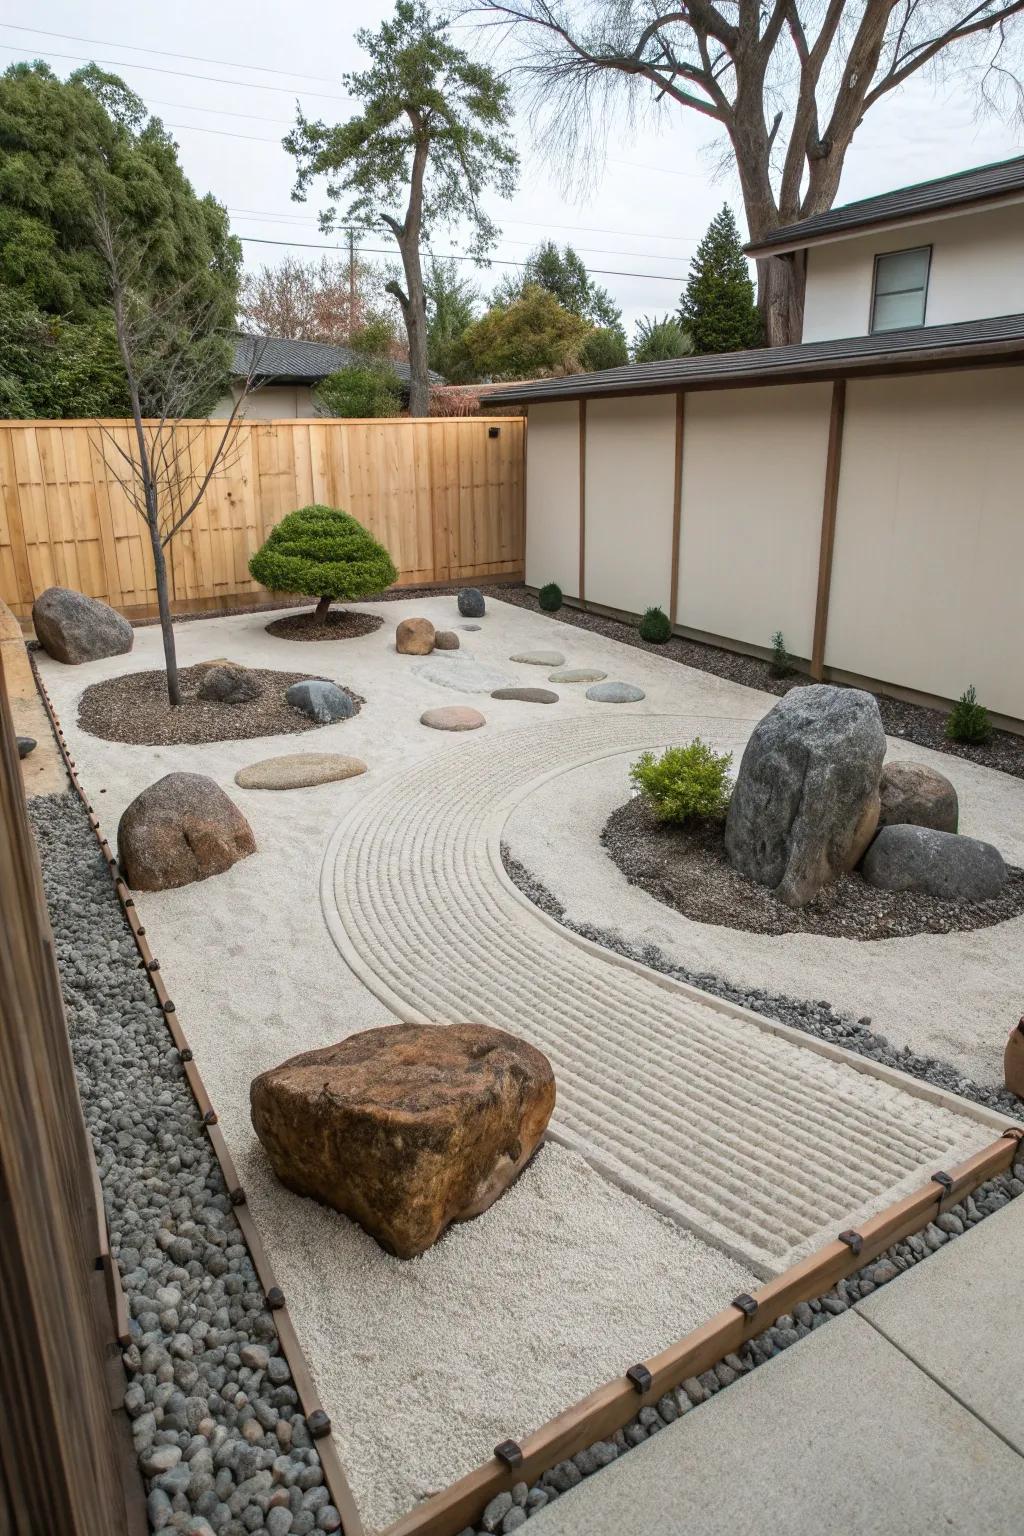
xmin=4 ymin=3 xmax=1023 ymax=340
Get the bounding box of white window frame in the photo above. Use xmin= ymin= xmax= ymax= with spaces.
xmin=869 ymin=245 xmax=932 ymax=334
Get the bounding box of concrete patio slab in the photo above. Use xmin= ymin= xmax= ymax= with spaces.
xmin=856 ymin=1193 xmax=1024 ymax=1455
xmin=532 ymin=1309 xmax=1024 ymax=1536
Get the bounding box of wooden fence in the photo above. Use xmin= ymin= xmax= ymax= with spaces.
xmin=0 ymin=416 xmax=525 ymax=619
xmin=0 ymin=654 xmax=141 ymax=1533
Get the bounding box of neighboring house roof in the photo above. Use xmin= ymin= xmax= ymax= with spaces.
xmin=232 ymin=334 xmax=441 ymax=387
xmin=490 ymin=312 xmax=1024 ymax=404
xmin=745 ymin=153 xmax=1024 ymax=258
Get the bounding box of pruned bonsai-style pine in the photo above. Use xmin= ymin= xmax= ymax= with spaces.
xmin=249 ymin=504 xmax=398 ymax=626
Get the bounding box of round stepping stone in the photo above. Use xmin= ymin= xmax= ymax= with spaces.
xmin=509 ymin=651 xmax=565 ymax=667
xmin=420 ymin=706 xmax=485 ymax=731
xmin=491 ymin=687 xmax=559 ymax=704
xmin=235 ymin=753 xmax=367 ymax=790
xmin=586 ymin=681 xmax=646 ymax=703
xmin=412 ymin=655 xmax=514 ymax=694
xmin=548 ymin=668 xmax=607 ymax=684
xmin=459 ymin=624 xmax=481 ymax=632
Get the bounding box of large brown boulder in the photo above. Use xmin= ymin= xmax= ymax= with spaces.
xmin=33 ymin=586 xmax=133 ymax=664
xmin=877 ymin=760 xmax=958 ymax=834
xmin=250 ymin=1023 xmax=555 ymax=1258
xmin=396 ymin=617 xmax=435 ymax=655
xmin=118 ymin=772 xmax=256 ymax=890
xmin=725 ymin=685 xmax=885 ymax=908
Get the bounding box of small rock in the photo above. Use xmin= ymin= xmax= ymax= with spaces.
xmin=509 ymin=651 xmax=564 ymax=667
xmin=573 ymin=1441 xmax=617 ymax=1475
xmin=285 ymin=680 xmax=355 ymax=725
xmin=17 ymin=735 xmax=36 ymax=758
xmin=490 ymin=687 xmax=559 ymax=704
xmin=457 ymin=588 xmax=485 ymax=618
xmin=239 ymin=1345 xmax=269 ymax=1371
xmin=419 ymin=706 xmax=485 ymax=732
xmin=543 ymin=1461 xmax=582 ymax=1493
xmin=196 ymin=665 xmax=261 ymax=705
xmin=502 ymin=1509 xmax=527 ymax=1532
xmin=141 ymin=1445 xmax=183 ymax=1477
xmin=481 ymin=1492 xmax=513 ymax=1531
xmin=877 ymin=760 xmax=958 ymax=834
xmin=585 ymin=681 xmax=645 ymax=703
xmin=396 ymin=617 xmax=436 ymax=655
xmin=433 ymin=631 xmax=460 ymax=650
xmin=459 ymin=624 xmax=481 ymax=632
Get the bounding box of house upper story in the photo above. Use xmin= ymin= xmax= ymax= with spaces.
xmin=746 ymin=154 xmax=1024 ymax=343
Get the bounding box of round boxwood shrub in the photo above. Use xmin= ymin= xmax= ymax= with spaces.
xmin=639 ymin=605 xmax=672 ymax=643
xmin=538 ymin=582 xmax=563 ymax=612
xmin=249 ymin=505 xmax=397 ymax=624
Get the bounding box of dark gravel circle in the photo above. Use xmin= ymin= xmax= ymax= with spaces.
xmin=492 ymin=586 xmax=1024 ymax=781
xmin=602 ymin=795 xmax=1024 ymax=941
xmin=265 ymin=609 xmax=384 ymax=642
xmin=77 ymin=664 xmax=362 ymax=746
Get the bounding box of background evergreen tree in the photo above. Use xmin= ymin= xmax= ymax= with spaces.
xmin=460 ymin=283 xmax=591 ymax=379
xmin=424 ymin=256 xmax=480 ymax=382
xmin=631 ymin=314 xmax=693 ymax=364
xmin=679 ymin=206 xmax=761 ymax=355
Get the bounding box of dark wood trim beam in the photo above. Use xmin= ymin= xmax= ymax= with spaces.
xmin=811 ymin=379 xmax=847 ymax=680
xmin=669 ymin=392 xmax=685 ymax=626
xmin=578 ymin=399 xmax=587 ymax=607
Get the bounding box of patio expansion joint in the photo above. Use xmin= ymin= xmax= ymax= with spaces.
xmin=319 ymin=712 xmax=1008 ymax=1277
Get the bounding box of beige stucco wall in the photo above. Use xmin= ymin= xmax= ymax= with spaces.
xmin=211 ymin=384 xmax=319 ymax=419
xmin=802 ymin=201 xmax=1024 ymax=342
xmin=524 ymin=402 xmax=581 ymax=597
xmin=677 ymin=384 xmax=831 ymax=658
xmin=826 ymin=368 xmax=1023 ymax=720
xmin=584 ymin=395 xmax=677 ymax=615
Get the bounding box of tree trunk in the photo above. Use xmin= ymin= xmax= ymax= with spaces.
xmin=148 ymin=519 xmax=181 ymax=706
xmin=756 ymin=250 xmax=807 ymax=347
xmin=398 ymin=234 xmax=430 ymax=417
xmin=314 ymin=594 xmax=332 ymax=622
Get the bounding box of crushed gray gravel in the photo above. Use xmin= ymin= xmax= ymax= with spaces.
xmin=491 ymin=587 xmax=1024 ymax=782
xmin=501 ymin=846 xmax=1023 ymax=1121
xmin=30 ymin=790 xmax=343 ymax=1536
xmin=457 ymin=1146 xmax=1024 ymax=1535
xmin=601 ymin=794 xmax=1024 ymax=941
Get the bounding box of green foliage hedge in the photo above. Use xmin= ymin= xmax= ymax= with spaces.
xmin=639 ymin=605 xmax=672 ymax=643
xmin=630 ymin=740 xmax=733 ymax=824
xmin=538 ymin=582 xmax=563 ymax=612
xmin=248 ymin=505 xmax=397 ymax=603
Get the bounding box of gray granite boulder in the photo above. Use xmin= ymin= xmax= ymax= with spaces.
xmin=285 ymin=679 xmax=354 ymax=724
xmin=725 ymin=685 xmax=885 ymax=908
xmin=17 ymin=736 xmax=36 ymax=759
xmin=458 ymin=587 xmax=486 ymax=617
xmin=32 ymin=586 xmax=133 ymax=664
xmin=196 ymin=664 xmax=261 ymax=704
xmin=877 ymin=760 xmax=958 ymax=834
xmin=862 ymin=824 xmax=1007 ymax=901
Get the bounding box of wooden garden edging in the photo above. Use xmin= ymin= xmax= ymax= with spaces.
xmin=0 ymin=416 xmax=525 ymax=621
xmin=31 ymin=663 xmax=366 ymax=1536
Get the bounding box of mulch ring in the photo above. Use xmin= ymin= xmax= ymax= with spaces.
xmin=602 ymin=795 xmax=1024 ymax=941
xmin=265 ymin=608 xmax=384 ymax=642
xmin=77 ymin=664 xmax=363 ymax=746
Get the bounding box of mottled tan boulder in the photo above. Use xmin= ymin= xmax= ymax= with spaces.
xmin=118 ymin=772 xmax=256 ymax=890
xmin=396 ymin=617 xmax=435 ymax=655
xmin=235 ymin=753 xmax=366 ymax=790
xmin=877 ymin=760 xmax=958 ymax=834
xmin=433 ymin=630 xmax=460 ymax=650
xmin=250 ymin=1023 xmax=556 ymax=1258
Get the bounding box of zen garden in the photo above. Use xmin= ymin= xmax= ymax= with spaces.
xmin=4 ymin=6 xmax=1024 ymax=1536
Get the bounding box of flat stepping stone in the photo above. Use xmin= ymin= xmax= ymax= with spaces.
xmin=412 ymin=655 xmax=514 ymax=694
xmin=510 ymin=651 xmax=565 ymax=667
xmin=586 ymin=681 xmax=646 ymax=703
xmin=420 ymin=706 xmax=485 ymax=732
xmin=459 ymin=624 xmax=481 ymax=632
xmin=549 ymin=668 xmax=607 ymax=684
xmin=491 ymin=687 xmax=559 ymax=704
xmin=235 ymin=753 xmax=367 ymax=790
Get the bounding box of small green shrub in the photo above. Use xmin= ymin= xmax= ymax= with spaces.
xmin=538 ymin=582 xmax=563 ymax=612
xmin=248 ymin=504 xmax=398 ymax=622
xmin=946 ymin=684 xmax=992 ymax=745
xmin=629 ymin=740 xmax=733 ymax=825
xmin=770 ymin=629 xmax=792 ymax=678
xmin=639 ymin=605 xmax=672 ymax=643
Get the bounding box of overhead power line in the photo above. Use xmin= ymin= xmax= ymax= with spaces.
xmin=226 ymin=205 xmax=700 ymax=244
xmin=0 ymin=42 xmax=352 ymax=102
xmin=238 ymin=233 xmax=686 ymax=283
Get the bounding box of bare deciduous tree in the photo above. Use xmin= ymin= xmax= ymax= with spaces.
xmin=93 ymin=210 xmax=263 ymax=705
xmin=471 ymin=1 xmax=1024 ymax=344
xmin=239 ymin=252 xmax=385 ymax=345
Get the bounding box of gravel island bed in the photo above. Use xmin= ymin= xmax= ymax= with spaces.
xmin=601 ymin=795 xmax=1024 ymax=941
xmin=264 ymin=610 xmax=384 ymax=643
xmin=30 ymin=791 xmax=344 ymax=1536
xmin=77 ymin=664 xmax=362 ymax=747
xmin=491 ymin=587 xmax=1024 ymax=781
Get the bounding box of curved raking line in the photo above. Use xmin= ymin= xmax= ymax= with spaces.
xmin=32 ymin=661 xmax=366 ymax=1536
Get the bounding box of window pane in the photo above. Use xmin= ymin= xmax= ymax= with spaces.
xmin=875 ymin=248 xmax=929 ymax=296
xmin=872 ymin=288 xmax=927 ymax=331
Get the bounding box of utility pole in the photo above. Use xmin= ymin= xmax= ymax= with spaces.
xmin=347 ymin=229 xmax=356 ymax=340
